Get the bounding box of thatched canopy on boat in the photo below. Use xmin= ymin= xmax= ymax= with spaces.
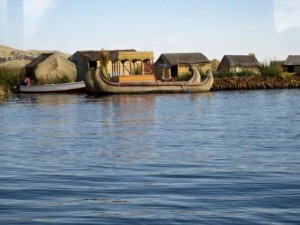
xmin=110 ymin=51 xmax=154 ymax=62
xmin=25 ymin=53 xmax=76 ymax=82
xmin=69 ymin=49 xmax=137 ymax=81
xmin=70 ymin=49 xmax=137 ymax=62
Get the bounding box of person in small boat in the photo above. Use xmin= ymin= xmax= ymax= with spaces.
xmin=14 ymin=76 xmax=32 ymax=91
xmin=22 ymin=76 xmax=32 ymax=86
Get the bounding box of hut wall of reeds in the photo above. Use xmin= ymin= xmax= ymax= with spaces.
xmin=217 ymin=54 xmax=261 ymax=74
xmin=25 ymin=53 xmax=76 ymax=82
xmin=70 ymin=51 xmax=102 ymax=81
xmin=210 ymin=59 xmax=220 ymax=71
xmin=154 ymin=53 xmax=211 ymax=80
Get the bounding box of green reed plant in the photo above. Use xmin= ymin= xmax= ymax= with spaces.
xmin=213 ymin=71 xmax=236 ymax=78
xmin=213 ymin=70 xmax=255 ymax=78
xmin=237 ymin=70 xmax=255 ymax=77
xmin=261 ymin=64 xmax=283 ymax=77
xmin=0 ymin=67 xmax=25 ymax=93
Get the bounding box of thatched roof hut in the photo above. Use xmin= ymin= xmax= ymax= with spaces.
xmin=283 ymin=55 xmax=300 ymax=73
xmin=218 ymin=54 xmax=261 ymax=74
xmin=210 ymin=59 xmax=220 ymax=71
xmin=70 ymin=51 xmax=102 ymax=62
xmin=154 ymin=52 xmax=210 ymax=79
xmin=26 ymin=53 xmax=76 ymax=82
xmin=155 ymin=53 xmax=210 ymax=67
xmin=284 ymin=55 xmax=300 ymax=65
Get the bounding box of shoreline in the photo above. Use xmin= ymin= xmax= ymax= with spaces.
xmin=211 ymin=76 xmax=300 ymax=91
xmin=1 ymin=76 xmax=300 ymax=97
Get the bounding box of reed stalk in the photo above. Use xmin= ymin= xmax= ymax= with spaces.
xmin=0 ymin=67 xmax=24 ymax=94
xmin=100 ymin=49 xmax=110 ymax=80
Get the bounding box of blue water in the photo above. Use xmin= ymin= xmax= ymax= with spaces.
xmin=0 ymin=90 xmax=300 ymax=224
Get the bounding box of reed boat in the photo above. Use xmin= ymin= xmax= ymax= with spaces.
xmin=84 ymin=66 xmax=214 ymax=94
xmin=20 ymin=81 xmax=86 ymax=93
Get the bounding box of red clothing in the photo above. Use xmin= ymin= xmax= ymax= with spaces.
xmin=24 ymin=77 xmax=31 ymax=86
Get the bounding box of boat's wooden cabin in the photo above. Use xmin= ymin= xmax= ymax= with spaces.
xmin=70 ymin=49 xmax=136 ymax=81
xmin=109 ymin=51 xmax=156 ymax=82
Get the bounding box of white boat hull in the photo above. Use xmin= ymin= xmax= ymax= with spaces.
xmin=20 ymin=81 xmax=86 ymax=93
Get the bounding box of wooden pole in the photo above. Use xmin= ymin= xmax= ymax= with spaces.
xmin=130 ymin=61 xmax=132 ymax=75
xmin=123 ymin=61 xmax=124 ymax=75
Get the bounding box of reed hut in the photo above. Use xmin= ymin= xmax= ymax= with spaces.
xmin=154 ymin=53 xmax=211 ymax=80
xmin=218 ymin=54 xmax=261 ymax=74
xmin=282 ymin=55 xmax=300 ymax=73
xmin=270 ymin=60 xmax=284 ymax=67
xmin=70 ymin=51 xmax=102 ymax=81
xmin=25 ymin=53 xmax=76 ymax=82
xmin=210 ymin=59 xmax=220 ymax=71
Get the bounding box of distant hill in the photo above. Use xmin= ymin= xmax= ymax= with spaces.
xmin=0 ymin=45 xmax=70 ymax=67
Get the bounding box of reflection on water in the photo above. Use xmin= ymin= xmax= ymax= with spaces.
xmin=0 ymin=90 xmax=300 ymax=225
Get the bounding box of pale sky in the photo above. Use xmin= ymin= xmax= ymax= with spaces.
xmin=0 ymin=0 xmax=300 ymax=61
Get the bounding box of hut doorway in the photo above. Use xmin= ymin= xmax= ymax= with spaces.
xmin=89 ymin=61 xmax=97 ymax=69
xmin=287 ymin=66 xmax=294 ymax=73
xmin=171 ymin=65 xmax=178 ymax=77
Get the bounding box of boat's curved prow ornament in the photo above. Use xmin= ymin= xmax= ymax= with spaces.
xmin=188 ymin=66 xmax=201 ymax=83
xmin=84 ymin=68 xmax=97 ymax=93
xmin=84 ymin=65 xmax=213 ymax=95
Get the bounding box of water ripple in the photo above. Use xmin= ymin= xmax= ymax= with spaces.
xmin=0 ymin=90 xmax=300 ymax=224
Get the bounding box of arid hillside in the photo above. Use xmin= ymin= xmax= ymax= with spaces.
xmin=0 ymin=45 xmax=70 ymax=67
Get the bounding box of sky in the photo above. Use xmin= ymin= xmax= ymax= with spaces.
xmin=0 ymin=0 xmax=299 ymax=62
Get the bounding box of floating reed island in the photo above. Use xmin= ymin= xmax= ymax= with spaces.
xmin=212 ymin=75 xmax=300 ymax=91
xmin=211 ymin=54 xmax=300 ymax=91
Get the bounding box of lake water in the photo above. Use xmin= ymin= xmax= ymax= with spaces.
xmin=0 ymin=90 xmax=300 ymax=225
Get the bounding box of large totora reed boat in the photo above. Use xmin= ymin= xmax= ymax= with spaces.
xmin=83 ymin=50 xmax=214 ymax=95
xmin=85 ymin=66 xmax=213 ymax=94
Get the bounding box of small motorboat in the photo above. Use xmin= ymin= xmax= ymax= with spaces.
xmin=20 ymin=81 xmax=86 ymax=94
